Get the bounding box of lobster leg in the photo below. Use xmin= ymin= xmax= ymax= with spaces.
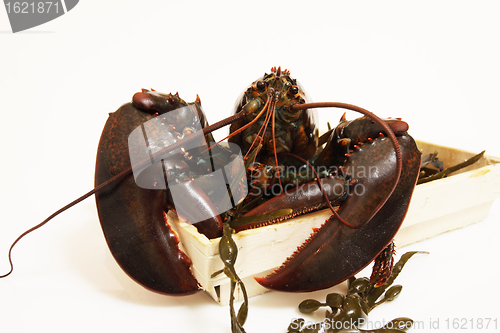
xmin=254 ymin=134 xmax=421 ymax=292
xmin=370 ymin=241 xmax=395 ymax=287
xmin=95 ymin=100 xmax=222 ymax=295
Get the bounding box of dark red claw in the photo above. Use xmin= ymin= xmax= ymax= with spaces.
xmin=95 ymin=102 xmax=200 ymax=295
xmin=387 ymin=119 xmax=409 ymax=134
xmin=167 ymin=179 xmax=223 ymax=239
xmin=340 ymin=117 xmax=408 ymax=140
xmin=132 ymin=90 xmax=187 ymax=115
xmin=255 ymin=134 xmax=421 ymax=292
xmin=235 ymin=176 xmax=347 ymax=232
xmin=132 ymin=92 xmax=155 ymax=111
xmin=244 ymin=176 xmax=347 ymax=216
xmin=313 ymin=117 xmax=409 ymax=169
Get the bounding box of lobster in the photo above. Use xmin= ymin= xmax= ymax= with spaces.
xmin=94 ymin=66 xmax=421 ymax=296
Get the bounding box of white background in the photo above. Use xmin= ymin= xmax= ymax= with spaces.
xmin=1 ymin=1 xmax=499 ymax=332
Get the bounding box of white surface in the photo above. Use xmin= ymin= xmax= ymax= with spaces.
xmin=1 ymin=1 xmax=499 ymax=332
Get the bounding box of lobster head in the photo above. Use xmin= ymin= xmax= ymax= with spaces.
xmin=229 ymin=66 xmax=319 ymax=165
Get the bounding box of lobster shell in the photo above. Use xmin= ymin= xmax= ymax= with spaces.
xmin=95 ymin=102 xmax=199 ymax=295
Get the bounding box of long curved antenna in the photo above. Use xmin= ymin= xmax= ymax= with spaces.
xmin=0 ymin=110 xmax=246 ymax=278
xmin=291 ymin=102 xmax=403 ymax=227
xmin=204 ymin=96 xmax=272 ymax=155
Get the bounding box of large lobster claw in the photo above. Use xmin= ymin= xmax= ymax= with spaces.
xmin=95 ymin=99 xmax=209 ymax=295
xmin=254 ymin=133 xmax=421 ymax=292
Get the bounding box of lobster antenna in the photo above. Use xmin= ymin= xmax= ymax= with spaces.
xmin=203 ymin=95 xmax=272 ymax=155
xmin=270 ymin=101 xmax=283 ymax=189
xmin=291 ymin=102 xmax=403 ymax=223
xmin=0 ymin=110 xmax=247 ymax=279
xmin=243 ymin=97 xmax=273 ymax=159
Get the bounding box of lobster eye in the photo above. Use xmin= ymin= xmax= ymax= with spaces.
xmin=287 ymin=85 xmax=299 ymax=96
xmin=256 ymin=80 xmax=266 ymax=91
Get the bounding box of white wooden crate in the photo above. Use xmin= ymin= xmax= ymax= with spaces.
xmin=166 ymin=140 xmax=500 ymax=305
xmin=107 ymin=141 xmax=499 ymax=305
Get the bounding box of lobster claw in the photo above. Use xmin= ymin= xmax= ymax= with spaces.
xmin=96 ymin=101 xmax=207 ymax=295
xmin=254 ymin=134 xmax=421 ymax=292
xmin=165 ymin=178 xmax=223 ymax=239
xmin=236 ymin=176 xmax=349 ymax=232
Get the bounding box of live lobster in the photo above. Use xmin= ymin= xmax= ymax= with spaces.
xmin=94 ymin=66 xmax=421 ymax=296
